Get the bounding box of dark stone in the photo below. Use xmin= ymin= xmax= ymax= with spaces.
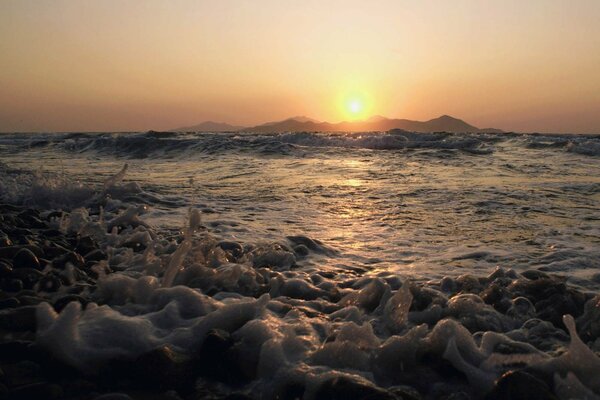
xmin=521 ymin=270 xmax=550 ymax=280
xmin=508 ymin=277 xmax=567 ymax=304
xmin=195 ymin=329 xmax=245 ymax=385
xmin=41 ymin=244 xmax=70 ymax=259
xmin=85 ymin=249 xmax=107 ymax=262
xmin=0 ymin=260 xmax=12 ymax=277
xmin=52 ymin=251 xmax=85 ymax=269
xmin=0 ymin=306 xmax=37 ymax=331
xmin=53 ymin=294 xmax=89 ymax=313
xmin=93 ymin=393 xmax=133 ymax=400
xmin=535 ymin=293 xmax=581 ymax=328
xmin=122 ymin=241 xmax=146 ymax=252
xmin=38 ymin=275 xmax=62 ymax=292
xmin=61 ymin=379 xmax=99 ymax=398
xmin=293 ymin=244 xmax=310 ymax=257
xmin=0 ymin=235 xmax=12 ymax=247
xmin=12 ymin=248 xmax=41 ymax=270
xmin=9 ymin=382 xmax=63 ymax=400
xmin=480 ymin=283 xmax=510 ymax=313
xmin=1 ymin=360 xmax=42 ymax=387
xmin=16 ymin=295 xmax=44 ymax=306
xmin=0 ymin=340 xmax=35 ymax=362
xmin=314 ymin=376 xmax=398 ymax=400
xmin=2 ymin=278 xmax=23 ymax=292
xmin=486 ymin=370 xmax=558 ymax=400
xmin=10 ymin=268 xmax=44 ymax=289
xmin=273 ymin=381 xmax=306 ymax=400
xmin=388 ymin=385 xmax=423 ymax=400
xmin=0 ymin=297 xmax=20 ymax=309
xmin=45 ymin=211 xmax=64 ymax=221
xmin=41 ymin=229 xmax=64 ymax=237
xmin=128 ymin=346 xmax=194 ymax=390
xmin=76 ymin=236 xmax=98 ymax=255
xmin=217 ymin=241 xmax=244 ymax=258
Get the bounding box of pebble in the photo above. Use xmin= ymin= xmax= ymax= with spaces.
xmin=314 ymin=376 xmax=398 ymax=400
xmin=0 ymin=297 xmax=20 ymax=309
xmin=93 ymin=393 xmax=133 ymax=400
xmin=9 ymin=382 xmax=63 ymax=400
xmin=12 ymin=248 xmax=41 ymax=270
xmin=486 ymin=370 xmax=557 ymax=400
xmin=0 ymin=306 xmax=37 ymax=331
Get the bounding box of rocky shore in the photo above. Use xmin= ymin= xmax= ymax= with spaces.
xmin=1 ymin=201 xmax=600 ymax=400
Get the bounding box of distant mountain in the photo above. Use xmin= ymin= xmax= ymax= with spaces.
xmin=172 ymin=121 xmax=246 ymax=132
xmin=241 ymin=115 xmax=503 ymax=133
xmin=259 ymin=116 xmax=322 ymax=127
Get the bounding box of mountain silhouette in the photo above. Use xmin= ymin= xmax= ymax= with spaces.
xmin=172 ymin=121 xmax=246 ymax=132
xmin=242 ymin=115 xmax=502 ymax=133
xmin=171 ymin=115 xmax=502 ymax=133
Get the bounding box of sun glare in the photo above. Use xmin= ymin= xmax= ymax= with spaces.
xmin=340 ymin=92 xmax=372 ymax=121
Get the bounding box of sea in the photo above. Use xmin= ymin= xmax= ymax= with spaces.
xmin=1 ymin=129 xmax=599 ymax=398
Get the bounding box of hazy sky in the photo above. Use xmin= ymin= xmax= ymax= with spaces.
xmin=1 ymin=0 xmax=599 ymax=133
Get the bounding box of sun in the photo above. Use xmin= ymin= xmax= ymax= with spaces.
xmin=348 ymin=99 xmax=363 ymax=114
xmin=339 ymin=91 xmax=372 ymax=121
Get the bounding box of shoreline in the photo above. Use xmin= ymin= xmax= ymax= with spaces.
xmin=1 ymin=201 xmax=599 ymax=399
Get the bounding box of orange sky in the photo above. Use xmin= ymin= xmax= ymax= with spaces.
xmin=1 ymin=1 xmax=599 ymax=133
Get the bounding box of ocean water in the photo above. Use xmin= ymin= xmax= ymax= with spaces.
xmin=2 ymin=130 xmax=599 ymax=289
xmin=1 ymin=130 xmax=600 ymax=398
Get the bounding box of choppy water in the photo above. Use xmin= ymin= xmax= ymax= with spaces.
xmin=1 ymin=130 xmax=600 ymax=290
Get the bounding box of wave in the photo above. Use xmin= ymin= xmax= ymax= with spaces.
xmin=3 ymin=131 xmax=600 ymax=160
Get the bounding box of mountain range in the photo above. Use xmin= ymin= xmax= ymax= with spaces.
xmin=172 ymin=115 xmax=502 ymax=133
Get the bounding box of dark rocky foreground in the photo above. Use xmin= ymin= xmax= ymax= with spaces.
xmin=1 ymin=202 xmax=600 ymax=400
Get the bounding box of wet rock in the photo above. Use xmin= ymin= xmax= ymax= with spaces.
xmin=52 ymin=251 xmax=85 ymax=269
xmin=577 ymin=295 xmax=600 ymax=341
xmin=10 ymin=268 xmax=44 ymax=289
xmin=0 ymin=305 xmax=37 ymax=331
xmin=60 ymin=379 xmax=99 ymax=398
xmin=506 ymin=297 xmax=536 ymax=321
xmin=0 ymin=260 xmax=13 ymax=277
xmin=85 ymin=249 xmax=107 ymax=262
xmin=12 ymin=248 xmax=41 ymax=270
xmin=0 ymin=341 xmax=36 ymax=362
xmin=440 ymin=277 xmax=457 ymax=294
xmin=314 ymin=376 xmax=398 ymax=400
xmin=508 ymin=277 xmax=566 ymax=304
xmin=0 ymin=245 xmax=43 ymax=260
xmin=1 ymin=360 xmax=42 ymax=387
xmin=455 ymin=274 xmax=482 ymax=294
xmin=521 ymin=269 xmax=550 ymax=280
xmin=41 ymin=229 xmax=64 ymax=237
xmin=76 ymin=236 xmax=98 ymax=255
xmin=0 ymin=297 xmax=20 ymax=309
xmin=535 ymin=292 xmax=581 ymax=328
xmin=122 ymin=345 xmax=194 ymax=390
xmin=195 ymin=329 xmax=245 ymax=385
xmin=388 ymin=385 xmax=422 ymax=400
xmin=2 ymin=278 xmax=23 ymax=292
xmin=53 ymin=294 xmax=89 ymax=313
xmin=293 ymin=244 xmax=310 ymax=257
xmin=486 ymin=370 xmax=557 ymax=400
xmin=17 ymin=295 xmax=45 ymax=306
xmin=38 ymin=275 xmax=62 ymax=292
xmin=9 ymin=382 xmax=64 ymax=400
xmin=480 ymin=283 xmax=510 ymax=313
xmin=0 ymin=235 xmax=12 ymax=247
xmin=93 ymin=394 xmax=133 ymax=400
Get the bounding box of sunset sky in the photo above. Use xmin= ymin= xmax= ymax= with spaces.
xmin=1 ymin=0 xmax=599 ymax=133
